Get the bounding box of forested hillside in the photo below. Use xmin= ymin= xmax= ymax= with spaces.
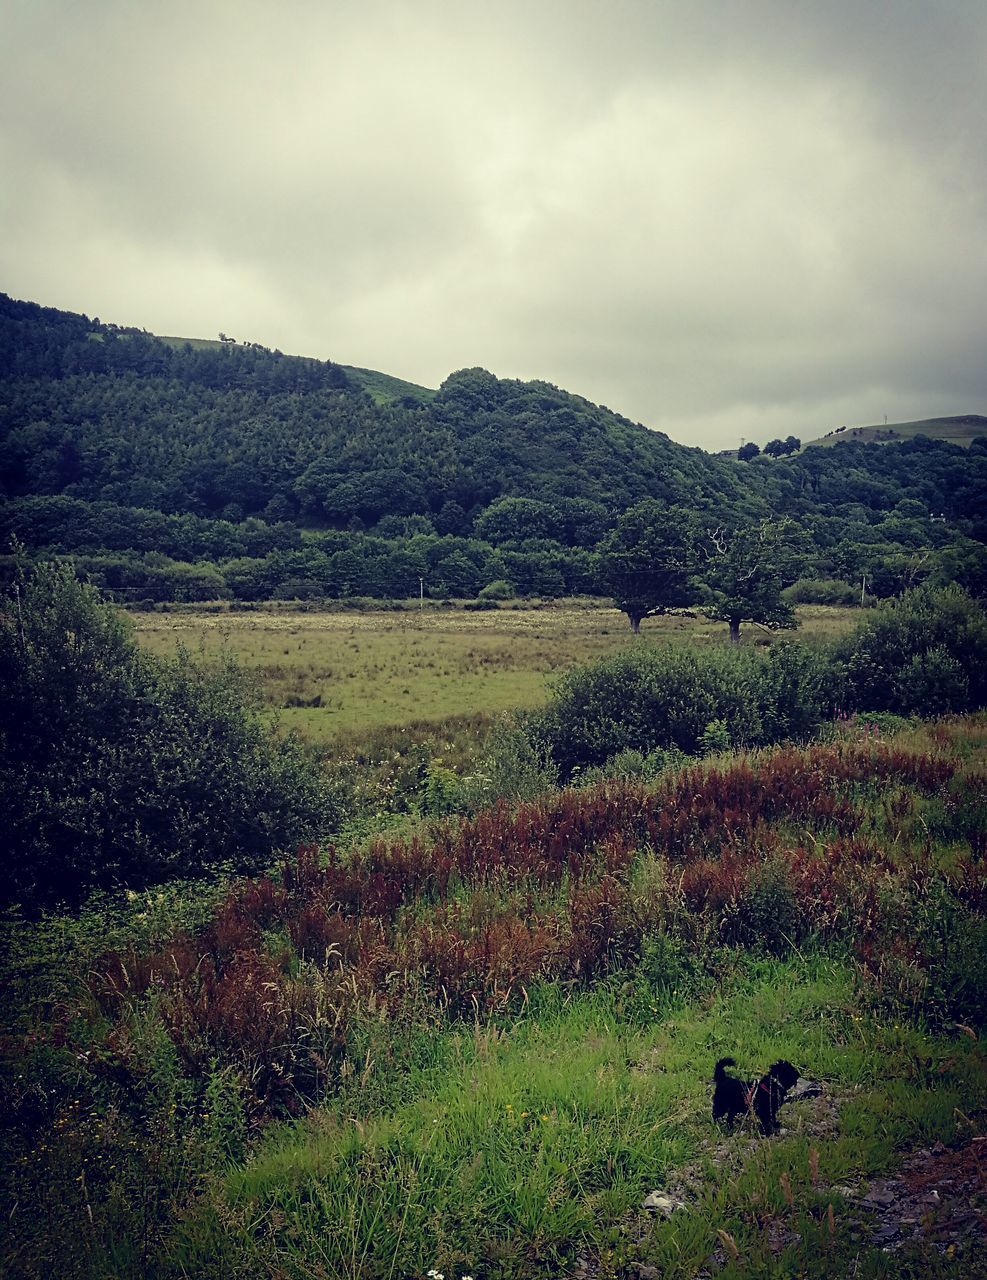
xmin=1 ymin=292 xmax=985 ymax=603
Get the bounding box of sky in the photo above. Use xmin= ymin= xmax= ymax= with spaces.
xmin=2 ymin=1 xmax=986 ymax=451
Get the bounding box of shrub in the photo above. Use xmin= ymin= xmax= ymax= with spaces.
xmin=0 ymin=563 xmax=334 ymax=907
xmin=783 ymin=577 xmax=859 ymax=606
xmin=528 ymin=641 xmax=837 ymax=780
xmin=836 ymin=585 xmax=987 ymax=715
xmin=477 ymin=578 xmax=515 ymax=601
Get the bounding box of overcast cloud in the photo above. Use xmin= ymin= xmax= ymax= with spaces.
xmin=2 ymin=0 xmax=985 ymax=450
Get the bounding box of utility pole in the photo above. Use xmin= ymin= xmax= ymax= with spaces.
xmin=419 ymin=578 xmax=424 ymax=613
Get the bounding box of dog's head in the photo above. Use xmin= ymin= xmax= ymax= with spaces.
xmin=768 ymin=1060 xmax=800 ymax=1090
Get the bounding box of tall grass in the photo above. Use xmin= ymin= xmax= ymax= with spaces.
xmin=2 ymin=716 xmax=984 ymax=1279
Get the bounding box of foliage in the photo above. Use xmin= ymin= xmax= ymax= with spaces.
xmin=477 ymin=577 xmax=515 ymax=600
xmin=764 ymin=435 xmax=801 ymax=457
xmin=0 ymin=562 xmax=333 ymax=907
xmin=528 ymin=640 xmax=838 ymax=779
xmin=3 ymin=721 xmax=986 ymax=1277
xmin=699 ymin=519 xmax=804 ymax=642
xmin=4 ymin=293 xmax=986 ymax=609
xmin=595 ymin=501 xmax=698 ymax=631
xmin=835 ymin=585 xmax=987 ymax=715
xmin=783 ymin=577 xmax=860 ymax=606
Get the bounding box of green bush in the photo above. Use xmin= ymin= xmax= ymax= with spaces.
xmin=835 ymin=585 xmax=987 ymax=715
xmin=574 ymin=745 xmax=689 ymax=786
xmin=783 ymin=577 xmax=859 ymax=606
xmin=0 ymin=563 xmax=334 ymax=907
xmin=528 ymin=641 xmax=837 ymax=780
xmin=477 ymin=578 xmax=516 ymax=601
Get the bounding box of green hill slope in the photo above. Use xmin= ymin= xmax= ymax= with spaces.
xmin=807 ymin=414 xmax=987 ymax=449
xmin=2 ymin=291 xmax=986 ymax=607
xmin=0 ymin=293 xmax=757 ymax=528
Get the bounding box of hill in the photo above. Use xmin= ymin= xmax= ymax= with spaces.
xmin=806 ymin=414 xmax=987 ymax=449
xmin=1 ymin=291 xmax=986 ymax=604
xmin=0 ymin=292 xmax=758 ymax=527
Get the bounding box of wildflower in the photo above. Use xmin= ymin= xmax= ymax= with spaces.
xmin=426 ymin=1271 xmax=444 ymax=1280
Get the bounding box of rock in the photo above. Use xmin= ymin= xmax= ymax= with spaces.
xmin=861 ymin=1187 xmax=897 ymax=1208
xmin=788 ymin=1079 xmax=824 ymax=1101
xmin=641 ymin=1191 xmax=682 ymax=1216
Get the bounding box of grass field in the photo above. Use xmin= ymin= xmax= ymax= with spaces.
xmin=805 ymin=414 xmax=987 ymax=449
xmin=133 ymin=603 xmax=859 ymax=744
xmin=4 ymin=716 xmax=984 ymax=1278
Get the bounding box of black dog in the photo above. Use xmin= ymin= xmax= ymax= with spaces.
xmin=712 ymin=1057 xmax=800 ymax=1135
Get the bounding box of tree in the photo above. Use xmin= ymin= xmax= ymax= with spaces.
xmin=737 ymin=442 xmax=760 ymax=461
xmin=473 ymin=497 xmax=563 ymax=545
xmin=0 ymin=562 xmax=332 ymax=906
xmin=596 ymin=501 xmax=698 ymax=632
xmin=764 ymin=439 xmax=787 ymax=457
xmin=699 ymin=519 xmax=805 ymax=643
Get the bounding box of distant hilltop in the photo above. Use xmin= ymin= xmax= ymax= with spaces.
xmin=805 ymin=415 xmax=987 ymax=450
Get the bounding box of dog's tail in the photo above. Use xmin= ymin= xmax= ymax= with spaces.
xmin=714 ymin=1057 xmax=736 ymax=1081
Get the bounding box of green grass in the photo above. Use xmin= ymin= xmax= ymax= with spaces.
xmin=342 ymin=365 xmax=437 ymax=405
xmin=3 ymin=718 xmax=984 ymax=1279
xmin=132 ymin=603 xmax=858 ymax=744
xmin=805 ymin=414 xmax=987 ymax=450
xmin=175 ymin=953 xmax=987 ymax=1279
xmin=155 ymin=333 xmax=228 ymax=351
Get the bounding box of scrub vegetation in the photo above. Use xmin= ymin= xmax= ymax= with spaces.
xmin=2 ymin=294 xmax=986 ymax=1277
xmin=2 ymin=567 xmax=986 ymax=1279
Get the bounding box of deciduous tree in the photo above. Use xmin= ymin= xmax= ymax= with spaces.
xmin=596 ymin=501 xmax=698 ymax=632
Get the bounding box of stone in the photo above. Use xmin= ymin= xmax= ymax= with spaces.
xmin=641 ymin=1191 xmax=682 ymax=1216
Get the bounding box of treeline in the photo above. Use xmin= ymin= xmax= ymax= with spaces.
xmin=0 ymin=294 xmax=349 ymax=394
xmin=2 ymin=493 xmax=983 ymax=607
xmin=0 ymin=294 xmax=755 ymax=529
xmin=2 ymin=292 xmax=986 ymax=603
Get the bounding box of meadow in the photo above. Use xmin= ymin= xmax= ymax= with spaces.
xmin=4 ymin=591 xmax=985 ymax=1279
xmin=3 ymin=715 xmax=985 ymax=1279
xmin=133 ymin=602 xmax=859 ymax=744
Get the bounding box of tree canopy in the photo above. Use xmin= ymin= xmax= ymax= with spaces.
xmin=596 ymin=502 xmax=699 ymax=631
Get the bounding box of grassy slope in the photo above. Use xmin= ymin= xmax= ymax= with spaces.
xmin=170 ymin=717 xmax=987 ymax=1279
xmin=188 ymin=957 xmax=984 ymax=1280
xmin=342 ymin=365 xmax=436 ymax=405
xmin=805 ymin=415 xmax=987 ymax=450
xmin=3 ymin=718 xmax=985 ymax=1279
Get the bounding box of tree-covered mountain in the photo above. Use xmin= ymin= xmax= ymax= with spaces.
xmin=1 ymin=291 xmax=984 ymax=604
xmin=0 ymin=293 xmax=755 ymax=529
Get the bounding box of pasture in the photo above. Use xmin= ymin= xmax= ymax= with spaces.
xmin=133 ymin=602 xmax=858 ymax=745
xmin=4 ymin=715 xmax=985 ymax=1278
